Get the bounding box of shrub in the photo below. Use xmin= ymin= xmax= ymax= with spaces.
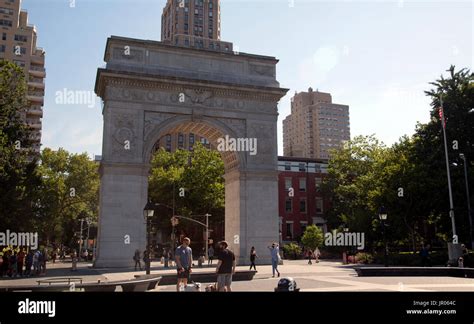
xmin=283 ymin=243 xmax=302 ymax=260
xmin=355 ymin=252 xmax=374 ymax=264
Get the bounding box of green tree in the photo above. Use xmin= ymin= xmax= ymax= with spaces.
xmin=420 ymin=66 xmax=474 ymax=245
xmin=323 ymin=135 xmax=389 ymax=250
xmin=301 ymin=225 xmax=324 ymax=252
xmin=36 ymin=148 xmax=99 ymax=247
xmin=0 ymin=61 xmax=41 ymax=232
xmin=148 ymin=143 xmax=225 ymax=242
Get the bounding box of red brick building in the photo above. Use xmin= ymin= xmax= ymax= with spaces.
xmin=278 ymin=156 xmax=330 ymax=244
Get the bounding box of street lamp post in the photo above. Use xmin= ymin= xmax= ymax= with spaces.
xmin=143 ymin=201 xmax=155 ymax=275
xmin=460 ymin=153 xmax=473 ymax=249
xmin=205 ymin=213 xmax=211 ymax=261
xmin=379 ymin=207 xmax=388 ymax=267
xmin=78 ymin=218 xmax=85 ymax=261
xmin=84 ymin=218 xmax=91 ymax=254
xmin=343 ymin=225 xmax=349 ymax=264
xmin=439 ymin=97 xmax=458 ymax=243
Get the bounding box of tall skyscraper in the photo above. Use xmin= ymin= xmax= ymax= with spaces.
xmin=0 ymin=0 xmax=45 ymax=153
xmin=161 ymin=0 xmax=233 ymax=51
xmin=283 ymin=88 xmax=350 ymax=160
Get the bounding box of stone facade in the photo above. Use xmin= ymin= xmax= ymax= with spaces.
xmin=94 ymin=36 xmax=288 ymax=267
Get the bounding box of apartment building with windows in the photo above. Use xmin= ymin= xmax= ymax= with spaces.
xmin=283 ymin=88 xmax=350 ymax=160
xmin=153 ymin=132 xmax=212 ymax=153
xmin=0 ymin=0 xmax=45 ymax=153
xmin=278 ymin=156 xmax=330 ymax=243
xmin=161 ymin=0 xmax=233 ymax=51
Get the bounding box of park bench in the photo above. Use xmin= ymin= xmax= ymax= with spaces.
xmin=157 ymin=270 xmax=256 ymax=286
xmin=37 ymin=277 xmax=83 ymax=286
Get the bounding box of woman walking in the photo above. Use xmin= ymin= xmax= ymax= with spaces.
xmin=249 ymin=246 xmax=258 ymax=271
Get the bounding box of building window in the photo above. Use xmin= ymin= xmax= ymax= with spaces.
xmin=300 ymin=221 xmax=308 ymax=234
xmin=189 ymin=133 xmax=195 ymax=145
xmin=285 ymin=198 xmax=292 ymax=213
xmin=315 ymin=177 xmax=322 ymax=192
xmin=284 ymin=178 xmax=292 ymax=191
xmin=286 ymin=222 xmax=294 ymax=239
xmin=0 ymin=45 xmax=5 ymax=53
xmin=316 ymin=198 xmax=323 ymax=214
xmin=0 ymin=19 xmax=12 ymax=27
xmin=13 ymin=60 xmax=25 ymax=67
xmin=166 ymin=134 xmax=171 ymax=143
xmin=299 ymin=163 xmax=306 ymax=172
xmin=2 ymin=33 xmax=6 ymax=41
xmin=299 ymin=178 xmax=306 ymax=192
xmin=0 ymin=7 xmax=13 ymax=15
xmin=284 ymin=162 xmax=291 ymax=171
xmin=300 ymin=199 xmax=307 ymax=213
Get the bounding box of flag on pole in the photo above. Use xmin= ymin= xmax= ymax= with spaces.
xmin=439 ymin=107 xmax=446 ymax=129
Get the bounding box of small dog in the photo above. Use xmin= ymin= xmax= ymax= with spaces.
xmin=184 ymin=282 xmax=202 ymax=292
xmin=205 ymin=283 xmax=217 ymax=292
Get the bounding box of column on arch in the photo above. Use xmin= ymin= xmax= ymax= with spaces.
xmin=94 ymin=162 xmax=149 ymax=268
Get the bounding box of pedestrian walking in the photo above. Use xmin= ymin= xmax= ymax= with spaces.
xmin=71 ymin=251 xmax=78 ymax=271
xmin=33 ymin=250 xmax=39 ymax=275
xmin=198 ymin=248 xmax=205 ymax=267
xmin=17 ymin=249 xmax=25 ymax=277
xmin=268 ymin=243 xmax=281 ymax=278
xmin=41 ymin=249 xmax=48 ymax=275
xmin=163 ymin=248 xmax=169 ymax=268
xmin=1 ymin=251 xmax=9 ymax=277
xmin=315 ymin=247 xmax=321 ymax=263
xmin=25 ymin=250 xmax=33 ymax=277
xmin=420 ymin=244 xmax=431 ymax=267
xmin=307 ymin=249 xmax=313 ymax=265
xmin=208 ymin=246 xmax=214 ymax=265
xmin=216 ymin=241 xmax=236 ymax=292
xmin=249 ymin=246 xmax=258 ymax=271
xmin=133 ymin=249 xmax=142 ymax=271
xmin=9 ymin=252 xmax=17 ymax=278
xmin=175 ymin=237 xmax=193 ymax=292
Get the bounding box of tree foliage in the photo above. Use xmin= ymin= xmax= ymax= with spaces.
xmin=148 ymin=143 xmax=225 ymax=239
xmin=324 ymin=66 xmax=474 ymax=251
xmin=301 ymin=225 xmax=324 ymax=251
xmin=0 ymin=61 xmax=40 ymax=232
xmin=36 ymin=148 xmax=99 ymax=246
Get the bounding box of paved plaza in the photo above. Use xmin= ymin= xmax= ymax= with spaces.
xmin=1 ymin=260 xmax=473 ymax=292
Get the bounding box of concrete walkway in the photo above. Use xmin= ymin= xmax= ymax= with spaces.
xmin=1 ymin=260 xmax=473 ymax=292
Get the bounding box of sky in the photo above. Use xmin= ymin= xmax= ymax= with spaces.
xmin=22 ymin=0 xmax=473 ymax=158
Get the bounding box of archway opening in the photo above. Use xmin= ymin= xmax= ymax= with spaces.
xmin=144 ymin=119 xmax=242 ymax=263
